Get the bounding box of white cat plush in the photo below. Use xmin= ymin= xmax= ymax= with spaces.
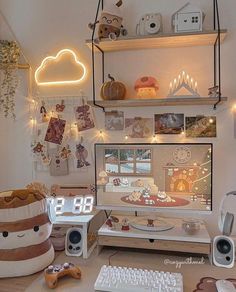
xmin=0 ymin=189 xmax=54 ymax=277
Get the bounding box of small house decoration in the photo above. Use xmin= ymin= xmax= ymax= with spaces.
xmin=172 ymin=2 xmax=205 ymax=33
xmin=168 ymin=71 xmax=200 ymax=97
xmin=134 ymin=76 xmax=159 ymax=99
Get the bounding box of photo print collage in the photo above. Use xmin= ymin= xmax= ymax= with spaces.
xmin=31 ymin=97 xmax=95 ymax=176
xmin=105 ymin=111 xmax=217 ymax=139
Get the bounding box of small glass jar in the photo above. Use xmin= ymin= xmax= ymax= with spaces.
xmin=182 ymin=219 xmax=201 ymax=235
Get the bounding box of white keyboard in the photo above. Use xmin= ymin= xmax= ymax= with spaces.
xmin=94 ymin=265 xmax=183 ymax=292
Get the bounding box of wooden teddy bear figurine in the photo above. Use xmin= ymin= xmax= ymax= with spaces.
xmin=89 ymin=0 xmax=127 ymax=41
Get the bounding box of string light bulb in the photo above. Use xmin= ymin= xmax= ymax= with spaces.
xmin=152 ymin=134 xmax=158 ymax=143
xmin=125 ymin=135 xmax=129 ymax=140
xmin=209 ymin=118 xmax=214 ymax=124
xmin=30 ymin=117 xmax=37 ymax=126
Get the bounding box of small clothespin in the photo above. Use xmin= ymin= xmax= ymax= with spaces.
xmin=56 ymin=100 xmax=65 ymax=112
xmin=40 ymin=101 xmax=50 ymax=123
xmin=116 ymin=0 xmax=123 ymax=7
xmin=80 ymin=89 xmax=86 ymax=107
xmin=40 ymin=101 xmax=47 ymax=114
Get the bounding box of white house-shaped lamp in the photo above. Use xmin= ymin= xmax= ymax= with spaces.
xmin=172 ymin=2 xmax=205 ymax=33
xmin=168 ymin=71 xmax=200 ymax=97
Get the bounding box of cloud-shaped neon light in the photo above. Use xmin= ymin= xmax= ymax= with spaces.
xmin=35 ymin=49 xmax=87 ymax=86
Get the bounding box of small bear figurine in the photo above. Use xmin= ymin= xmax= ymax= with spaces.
xmin=89 ymin=0 xmax=127 ymax=41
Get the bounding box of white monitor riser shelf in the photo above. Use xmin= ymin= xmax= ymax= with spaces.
xmin=98 ymin=215 xmax=211 ymax=257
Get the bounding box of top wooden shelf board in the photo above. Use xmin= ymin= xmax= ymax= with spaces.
xmin=86 ymin=30 xmax=227 ymax=52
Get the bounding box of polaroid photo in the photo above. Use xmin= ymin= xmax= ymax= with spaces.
xmin=155 ymin=113 xmax=184 ymax=134
xmin=125 ymin=117 xmax=153 ymax=138
xmin=105 ymin=111 xmax=124 ymax=131
xmin=185 ymin=116 xmax=217 ymax=138
xmin=75 ymin=104 xmax=95 ymax=132
xmin=44 ymin=117 xmax=66 ymax=145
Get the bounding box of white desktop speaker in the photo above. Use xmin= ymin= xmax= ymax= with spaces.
xmin=65 ymin=227 xmax=83 ymax=257
xmin=213 ymin=235 xmax=235 ymax=268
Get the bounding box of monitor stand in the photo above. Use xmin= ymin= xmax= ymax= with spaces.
xmin=130 ymin=217 xmax=174 ymax=232
xmin=97 ymin=215 xmax=211 ymax=257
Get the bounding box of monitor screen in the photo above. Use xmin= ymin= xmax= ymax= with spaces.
xmin=95 ymin=143 xmax=212 ymax=212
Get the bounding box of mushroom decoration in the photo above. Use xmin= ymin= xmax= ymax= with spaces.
xmin=134 ymin=76 xmax=159 ymax=99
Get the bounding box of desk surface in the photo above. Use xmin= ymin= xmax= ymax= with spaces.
xmin=25 ymin=248 xmax=236 ymax=292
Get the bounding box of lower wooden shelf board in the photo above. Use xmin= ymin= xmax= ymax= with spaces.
xmin=98 ymin=216 xmax=211 ymax=255
xmin=98 ymin=235 xmax=211 ymax=255
xmin=88 ymin=97 xmax=227 ymax=108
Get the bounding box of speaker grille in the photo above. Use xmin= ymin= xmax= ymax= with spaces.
xmin=216 ymin=239 xmax=232 ymax=254
xmin=69 ymin=230 xmax=82 ymax=244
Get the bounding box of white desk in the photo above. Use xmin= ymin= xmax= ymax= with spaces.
xmin=25 ymin=248 xmax=236 ymax=292
xmin=53 ymin=212 xmax=100 ymax=259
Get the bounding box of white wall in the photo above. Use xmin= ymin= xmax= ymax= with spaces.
xmin=0 ymin=0 xmax=236 ymax=236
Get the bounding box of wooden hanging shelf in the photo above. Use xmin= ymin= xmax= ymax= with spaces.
xmin=88 ymin=96 xmax=228 ymax=108
xmin=0 ymin=63 xmax=30 ymax=70
xmin=86 ymin=30 xmax=227 ymax=52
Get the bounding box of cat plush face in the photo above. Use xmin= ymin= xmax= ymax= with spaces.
xmin=100 ymin=12 xmax=122 ymax=29
xmin=98 ymin=12 xmax=123 ymax=39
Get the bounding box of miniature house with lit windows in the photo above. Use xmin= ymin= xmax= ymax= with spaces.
xmin=172 ymin=2 xmax=205 ymax=33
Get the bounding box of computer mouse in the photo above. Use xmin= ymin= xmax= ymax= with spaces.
xmin=216 ymin=280 xmax=236 ymax=292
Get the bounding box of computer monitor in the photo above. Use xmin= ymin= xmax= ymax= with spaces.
xmin=95 ymin=143 xmax=212 ymax=213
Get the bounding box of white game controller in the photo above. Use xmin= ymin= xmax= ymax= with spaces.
xmin=216 ymin=280 xmax=236 ymax=292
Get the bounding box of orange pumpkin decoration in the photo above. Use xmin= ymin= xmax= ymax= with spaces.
xmin=100 ymin=74 xmax=126 ymax=100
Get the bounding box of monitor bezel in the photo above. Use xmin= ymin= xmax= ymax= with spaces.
xmin=94 ymin=143 xmax=213 ymax=214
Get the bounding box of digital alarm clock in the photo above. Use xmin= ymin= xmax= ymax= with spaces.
xmin=53 ymin=196 xmax=94 ymax=215
xmin=50 ymin=185 xmax=95 ymax=217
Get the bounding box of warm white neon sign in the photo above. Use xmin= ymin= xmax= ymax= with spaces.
xmin=35 ymin=49 xmax=87 ymax=86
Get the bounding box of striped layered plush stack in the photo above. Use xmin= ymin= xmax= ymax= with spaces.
xmin=0 ymin=189 xmax=54 ymax=277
